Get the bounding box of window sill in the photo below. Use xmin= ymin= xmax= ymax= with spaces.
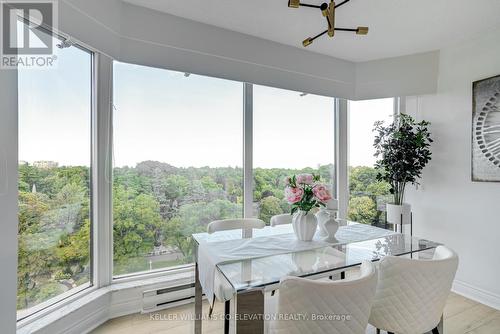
xmin=17 ymin=268 xmax=195 ymax=334
xmin=17 ymin=286 xmax=106 ymax=334
xmin=17 ymin=283 xmax=93 ymax=322
xmin=112 ymin=263 xmax=194 ymax=284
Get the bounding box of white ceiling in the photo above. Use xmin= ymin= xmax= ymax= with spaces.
xmin=122 ymin=0 xmax=500 ymax=62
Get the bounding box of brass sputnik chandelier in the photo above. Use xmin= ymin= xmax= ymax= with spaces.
xmin=287 ymin=0 xmax=368 ymax=47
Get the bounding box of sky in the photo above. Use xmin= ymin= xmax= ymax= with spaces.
xmin=349 ymin=98 xmax=394 ymax=167
xmin=18 ymin=43 xmax=394 ymax=169
xmin=18 ymin=43 xmax=92 ymax=167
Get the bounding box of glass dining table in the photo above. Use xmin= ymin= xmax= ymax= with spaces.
xmin=192 ymin=222 xmax=441 ymax=334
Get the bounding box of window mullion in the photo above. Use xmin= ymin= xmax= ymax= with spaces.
xmin=335 ymin=98 xmax=349 ymax=219
xmin=94 ymin=54 xmax=114 ymax=287
xmin=243 ymin=83 xmax=253 ymax=235
xmin=394 ymin=96 xmax=404 ymax=117
xmin=0 ymin=65 xmax=18 ymax=333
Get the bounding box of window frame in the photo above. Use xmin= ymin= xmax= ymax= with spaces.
xmin=249 ymin=84 xmax=339 ymax=225
xmin=344 ymin=97 xmax=401 ymax=226
xmin=110 ymin=64 xmax=246 ymax=278
xmin=15 ymin=33 xmax=98 ymax=321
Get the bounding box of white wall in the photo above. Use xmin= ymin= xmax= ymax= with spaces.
xmin=355 ymin=51 xmax=439 ymax=100
xmin=406 ymin=27 xmax=500 ymax=309
xmin=0 ymin=69 xmax=19 ymax=333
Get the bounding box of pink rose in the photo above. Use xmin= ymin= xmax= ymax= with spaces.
xmin=285 ymin=186 xmax=304 ymax=204
xmin=313 ymin=184 xmax=332 ymax=203
xmin=296 ymin=173 xmax=313 ymax=185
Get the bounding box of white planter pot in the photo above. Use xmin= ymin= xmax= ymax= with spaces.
xmin=386 ymin=203 xmax=411 ymax=226
xmin=292 ymin=210 xmax=318 ymax=241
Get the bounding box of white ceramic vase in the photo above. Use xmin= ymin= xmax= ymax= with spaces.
xmin=386 ymin=203 xmax=412 ymax=226
xmin=322 ymin=217 xmax=339 ymax=242
xmin=315 ymin=208 xmax=330 ymax=237
xmin=292 ymin=210 xmax=318 ymax=241
xmin=315 ymin=208 xmax=338 ymax=238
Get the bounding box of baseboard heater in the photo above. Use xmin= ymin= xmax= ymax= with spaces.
xmin=142 ymin=283 xmax=205 ymax=313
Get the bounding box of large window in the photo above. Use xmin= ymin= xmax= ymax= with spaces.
xmin=113 ymin=63 xmax=243 ymax=276
xmin=253 ymin=86 xmax=336 ymax=223
xmin=9 ymin=19 xmax=400 ymax=323
xmin=348 ymin=98 xmax=394 ymax=226
xmin=17 ymin=37 xmax=93 ymax=316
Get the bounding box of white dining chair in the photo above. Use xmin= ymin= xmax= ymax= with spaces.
xmin=270 ymin=213 xmax=292 ymax=226
xmin=268 ymin=261 xmax=378 ymax=334
xmin=206 ymin=218 xmax=265 ymax=318
xmin=369 ymin=246 xmax=459 ymax=334
xmin=207 ymin=218 xmax=265 ymax=234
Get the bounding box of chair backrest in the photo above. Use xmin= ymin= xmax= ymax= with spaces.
xmin=269 ymin=261 xmax=378 ymax=334
xmin=270 ymin=214 xmax=292 ymax=227
xmin=207 ymin=218 xmax=265 ymax=234
xmin=369 ymin=246 xmax=459 ymax=334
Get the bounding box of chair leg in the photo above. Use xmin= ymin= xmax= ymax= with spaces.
xmin=329 ymin=271 xmax=345 ymax=280
xmin=376 ymin=329 xmax=439 ymax=334
xmin=208 ymin=305 xmax=214 ymax=318
xmin=224 ymin=300 xmax=230 ymax=334
xmin=374 ymin=329 xmax=437 ymax=334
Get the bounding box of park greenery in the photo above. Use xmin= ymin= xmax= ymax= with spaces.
xmin=17 ymin=160 xmax=390 ymax=311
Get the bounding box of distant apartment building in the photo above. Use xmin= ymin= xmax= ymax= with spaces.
xmin=33 ymin=161 xmax=59 ymax=169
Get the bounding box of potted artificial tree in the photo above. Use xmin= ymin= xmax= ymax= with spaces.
xmin=373 ymin=113 xmax=433 ymax=229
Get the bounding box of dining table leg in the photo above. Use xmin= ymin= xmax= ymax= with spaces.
xmin=194 ymin=261 xmax=202 ymax=334
xmin=234 ymin=289 xmax=265 ymax=334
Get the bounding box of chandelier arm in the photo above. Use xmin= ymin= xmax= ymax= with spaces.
xmin=310 ymin=29 xmax=328 ymax=41
xmin=299 ymin=3 xmax=323 ymax=9
xmin=334 ymin=0 xmax=351 ymax=9
xmin=334 ymin=28 xmax=357 ymax=32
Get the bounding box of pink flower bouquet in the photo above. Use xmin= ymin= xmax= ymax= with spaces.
xmin=285 ymin=173 xmax=332 ymax=214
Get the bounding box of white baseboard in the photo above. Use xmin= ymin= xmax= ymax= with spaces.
xmin=453 ymin=279 xmax=500 ymax=311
